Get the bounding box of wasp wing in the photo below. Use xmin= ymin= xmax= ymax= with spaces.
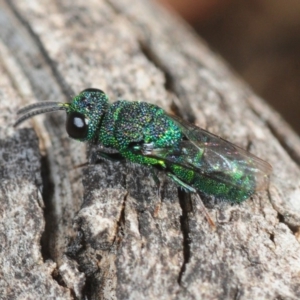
xmin=142 ymin=115 xmax=272 ymax=192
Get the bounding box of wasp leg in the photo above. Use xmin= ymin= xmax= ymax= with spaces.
xmin=92 ymin=151 xmax=125 ymax=163
xmin=150 ymin=168 xmax=162 ymax=201
xmin=150 ymin=168 xmax=160 ymax=188
xmin=73 ymin=162 xmax=89 ymax=169
xmin=167 ymin=173 xmax=216 ymax=228
xmin=74 ymin=151 xmax=123 ymax=169
xmin=100 ymin=152 xmax=124 ymax=161
xmin=152 ymin=171 xmax=162 ymax=218
xmin=167 ymin=173 xmax=196 ymax=193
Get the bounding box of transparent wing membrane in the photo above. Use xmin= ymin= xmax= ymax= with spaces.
xmin=143 ymin=115 xmax=272 ymax=194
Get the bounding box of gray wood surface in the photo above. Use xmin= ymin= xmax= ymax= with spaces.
xmin=0 ymin=0 xmax=300 ymax=299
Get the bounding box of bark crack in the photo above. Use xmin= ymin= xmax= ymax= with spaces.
xmin=177 ymin=189 xmax=192 ymax=285
xmin=5 ymin=0 xmax=74 ymax=97
xmin=40 ymin=155 xmax=55 ymax=261
xmin=266 ymin=119 xmax=300 ymax=166
xmin=40 ymin=156 xmax=73 ymax=293
xmin=138 ymin=41 xmax=174 ymax=95
xmin=267 ymin=189 xmax=298 ymax=233
xmin=137 ymin=40 xmax=196 ymax=124
xmin=115 ymin=191 xmax=128 ymax=247
xmin=248 ymin=98 xmax=300 ymax=167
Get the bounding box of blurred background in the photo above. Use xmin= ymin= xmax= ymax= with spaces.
xmin=157 ymin=0 xmax=300 ymax=134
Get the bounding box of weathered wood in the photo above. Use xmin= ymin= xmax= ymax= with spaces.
xmin=0 ymin=69 xmax=71 ymax=298
xmin=0 ymin=0 xmax=300 ymax=299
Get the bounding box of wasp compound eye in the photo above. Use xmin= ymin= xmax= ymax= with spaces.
xmin=66 ymin=112 xmax=88 ymax=139
xmin=80 ymin=88 xmax=105 ymax=95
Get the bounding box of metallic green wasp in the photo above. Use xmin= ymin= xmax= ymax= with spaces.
xmin=15 ymin=88 xmax=272 ymax=224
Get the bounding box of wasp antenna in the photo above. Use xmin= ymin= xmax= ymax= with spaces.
xmin=14 ymin=103 xmax=67 ymax=127
xmin=17 ymin=101 xmax=64 ymax=115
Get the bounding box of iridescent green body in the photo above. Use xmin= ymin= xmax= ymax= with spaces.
xmin=15 ymin=89 xmax=272 ymax=203
xmin=66 ymin=90 xmax=269 ymax=202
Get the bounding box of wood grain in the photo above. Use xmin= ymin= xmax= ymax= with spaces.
xmin=0 ymin=0 xmax=300 ymax=299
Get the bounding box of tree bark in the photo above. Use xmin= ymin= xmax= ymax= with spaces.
xmin=0 ymin=0 xmax=300 ymax=299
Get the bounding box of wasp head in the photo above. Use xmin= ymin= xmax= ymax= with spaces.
xmin=14 ymin=88 xmax=109 ymax=142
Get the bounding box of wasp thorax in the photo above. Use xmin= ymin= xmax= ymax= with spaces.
xmin=66 ymin=88 xmax=109 ymax=141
